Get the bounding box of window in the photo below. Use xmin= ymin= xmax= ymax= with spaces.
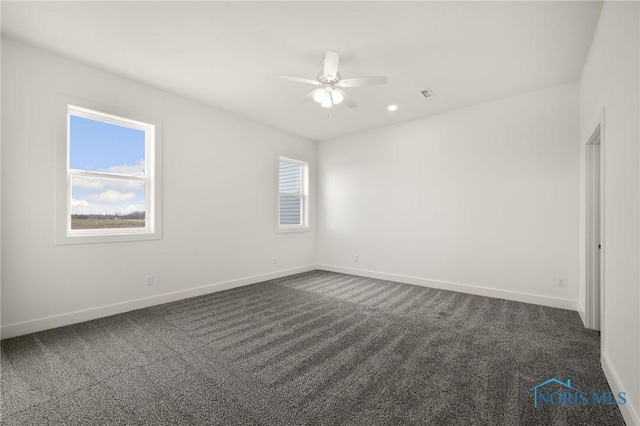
xmin=277 ymin=157 xmax=309 ymax=231
xmin=57 ymin=103 xmax=160 ymax=244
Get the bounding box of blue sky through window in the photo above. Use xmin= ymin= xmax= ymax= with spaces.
xmin=69 ymin=114 xmax=147 ymax=216
xmin=71 ymin=177 xmax=145 ymax=215
xmin=70 ymin=115 xmax=145 ymax=175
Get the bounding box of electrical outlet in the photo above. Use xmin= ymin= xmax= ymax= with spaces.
xmin=146 ymin=275 xmax=154 ymax=286
xmin=557 ymin=277 xmax=567 ymax=287
xmin=354 ymin=255 xmax=359 ymax=263
xmin=273 ymin=257 xmax=277 ymax=265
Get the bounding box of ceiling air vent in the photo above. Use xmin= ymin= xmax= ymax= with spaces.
xmin=421 ymin=88 xmax=434 ymax=98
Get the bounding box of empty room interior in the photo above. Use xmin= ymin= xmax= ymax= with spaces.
xmin=1 ymin=1 xmax=639 ymax=425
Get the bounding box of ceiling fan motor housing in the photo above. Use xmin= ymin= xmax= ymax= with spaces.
xmin=318 ymin=72 xmax=341 ymax=84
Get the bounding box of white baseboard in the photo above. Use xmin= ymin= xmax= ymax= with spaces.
xmin=0 ymin=264 xmax=316 ymax=339
xmin=602 ymin=350 xmax=640 ymax=426
xmin=317 ymin=264 xmax=577 ymax=311
xmin=577 ymin=303 xmax=587 ymax=326
xmin=0 ymin=263 xmax=580 ymax=339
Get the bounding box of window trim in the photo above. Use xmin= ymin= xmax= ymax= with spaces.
xmin=55 ymin=96 xmax=162 ymax=245
xmin=276 ymin=156 xmax=309 ymax=233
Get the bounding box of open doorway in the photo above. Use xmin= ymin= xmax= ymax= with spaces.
xmin=585 ymin=124 xmax=602 ymax=331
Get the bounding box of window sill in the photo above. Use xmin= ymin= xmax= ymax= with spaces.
xmin=56 ymin=232 xmax=161 ymax=245
xmin=276 ymin=227 xmax=310 ymax=234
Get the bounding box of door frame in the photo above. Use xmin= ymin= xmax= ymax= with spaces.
xmin=585 ymin=112 xmax=605 ymax=332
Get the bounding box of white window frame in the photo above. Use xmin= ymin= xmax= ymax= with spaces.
xmin=276 ymin=156 xmax=309 ymax=233
xmin=56 ymin=97 xmax=162 ymax=245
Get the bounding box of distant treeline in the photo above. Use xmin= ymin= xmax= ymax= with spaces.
xmin=71 ymin=211 xmax=145 ymax=220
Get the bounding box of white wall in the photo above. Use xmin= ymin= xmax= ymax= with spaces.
xmin=579 ymin=2 xmax=640 ymax=424
xmin=0 ymin=33 xmax=3 ymax=335
xmin=1 ymin=38 xmax=317 ymax=337
xmin=317 ymin=82 xmax=580 ymax=310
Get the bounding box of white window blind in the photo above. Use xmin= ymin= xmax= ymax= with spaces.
xmin=278 ymin=157 xmax=308 ymax=229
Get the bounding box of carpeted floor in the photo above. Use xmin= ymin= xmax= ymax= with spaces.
xmin=1 ymin=271 xmax=625 ymax=425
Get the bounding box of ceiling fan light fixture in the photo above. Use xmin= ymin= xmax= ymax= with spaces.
xmin=313 ymin=89 xmax=325 ymax=104
xmin=276 ymin=50 xmax=386 ymax=110
xmin=331 ymin=89 xmax=344 ymax=105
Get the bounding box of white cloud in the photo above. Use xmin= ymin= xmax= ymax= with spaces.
xmin=71 ymin=200 xmax=145 ymax=215
xmin=124 ymin=203 xmax=145 ymax=213
xmin=103 ymin=159 xmax=145 ymax=177
xmin=94 ymin=190 xmax=136 ymax=202
xmin=70 ymin=160 xmax=146 ymax=215
xmin=71 ymin=198 xmax=90 ymax=207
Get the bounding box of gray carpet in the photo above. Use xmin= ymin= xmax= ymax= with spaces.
xmin=1 ymin=271 xmax=625 ymax=425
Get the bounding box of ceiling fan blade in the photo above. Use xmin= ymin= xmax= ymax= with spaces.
xmin=298 ymin=89 xmax=319 ymax=104
xmin=323 ymin=50 xmax=340 ymax=80
xmin=335 ymin=89 xmax=357 ymax=108
xmin=273 ymin=74 xmax=321 ymax=86
xmin=336 ymin=76 xmax=387 ymax=87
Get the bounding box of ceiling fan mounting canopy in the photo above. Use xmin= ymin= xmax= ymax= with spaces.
xmin=274 ymin=50 xmax=387 ymax=109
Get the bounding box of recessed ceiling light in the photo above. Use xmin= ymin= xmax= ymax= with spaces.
xmin=387 ymin=105 xmax=398 ymax=112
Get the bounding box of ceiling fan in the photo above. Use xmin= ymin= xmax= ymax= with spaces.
xmin=274 ymin=50 xmax=387 ymax=109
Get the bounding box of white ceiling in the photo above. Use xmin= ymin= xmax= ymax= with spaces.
xmin=2 ymin=1 xmax=602 ymax=141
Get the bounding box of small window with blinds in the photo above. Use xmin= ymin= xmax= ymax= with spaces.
xmin=278 ymin=157 xmax=308 ymax=231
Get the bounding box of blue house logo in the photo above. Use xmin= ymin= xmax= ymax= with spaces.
xmin=529 ymin=378 xmax=576 ymax=408
xmin=529 ymin=377 xmax=627 ymax=408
